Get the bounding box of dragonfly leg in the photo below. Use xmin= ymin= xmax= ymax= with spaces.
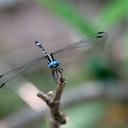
xmin=57 ymin=67 xmax=63 ymax=73
xmin=56 ymin=68 xmax=63 ymax=78
xmin=52 ymin=70 xmax=59 ymax=83
xmin=51 ymin=68 xmax=63 ymax=83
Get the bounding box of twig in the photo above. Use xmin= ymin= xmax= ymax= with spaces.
xmin=1 ymin=81 xmax=128 ymax=128
xmin=37 ymin=77 xmax=67 ymax=127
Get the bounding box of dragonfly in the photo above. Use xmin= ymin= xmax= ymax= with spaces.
xmin=0 ymin=31 xmax=107 ymax=88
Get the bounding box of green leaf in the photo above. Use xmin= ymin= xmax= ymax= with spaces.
xmin=39 ymin=0 xmax=96 ymax=35
xmin=97 ymin=0 xmax=128 ymax=29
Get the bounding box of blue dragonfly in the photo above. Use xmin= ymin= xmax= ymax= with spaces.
xmin=0 ymin=31 xmax=107 ymax=88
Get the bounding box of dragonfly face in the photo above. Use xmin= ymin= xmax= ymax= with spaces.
xmin=48 ymin=60 xmax=60 ymax=69
xmin=46 ymin=53 xmax=60 ymax=69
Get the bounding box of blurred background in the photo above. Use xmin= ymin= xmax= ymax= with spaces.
xmin=0 ymin=0 xmax=128 ymax=128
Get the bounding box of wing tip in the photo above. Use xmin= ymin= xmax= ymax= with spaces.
xmin=0 ymin=83 xmax=5 ymax=88
xmin=0 ymin=75 xmax=3 ymax=78
xmin=96 ymin=31 xmax=108 ymax=39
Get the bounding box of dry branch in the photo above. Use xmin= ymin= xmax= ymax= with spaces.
xmin=1 ymin=81 xmax=128 ymax=128
xmin=37 ymin=77 xmax=67 ymax=127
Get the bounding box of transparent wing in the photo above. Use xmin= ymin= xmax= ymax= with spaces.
xmin=0 ymin=55 xmax=47 ymax=88
xmin=52 ymin=32 xmax=107 ymax=56
xmin=0 ymin=31 xmax=107 ymax=88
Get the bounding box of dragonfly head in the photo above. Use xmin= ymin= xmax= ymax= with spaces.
xmin=48 ymin=60 xmax=60 ymax=69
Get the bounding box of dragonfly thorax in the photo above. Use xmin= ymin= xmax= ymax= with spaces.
xmin=48 ymin=60 xmax=60 ymax=69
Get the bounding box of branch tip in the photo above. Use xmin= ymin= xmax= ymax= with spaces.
xmin=37 ymin=77 xmax=67 ymax=126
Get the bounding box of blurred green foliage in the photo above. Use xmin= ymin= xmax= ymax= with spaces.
xmin=0 ymin=94 xmax=24 ymax=117
xmin=39 ymin=0 xmax=128 ymax=32
xmin=83 ymin=56 xmax=117 ymax=80
xmin=97 ymin=0 xmax=128 ymax=29
xmin=39 ymin=0 xmax=96 ymax=35
xmin=62 ymin=102 xmax=107 ymax=128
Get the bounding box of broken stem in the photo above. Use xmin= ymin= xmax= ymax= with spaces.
xmin=37 ymin=77 xmax=67 ymax=127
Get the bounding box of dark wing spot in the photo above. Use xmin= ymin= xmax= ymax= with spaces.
xmin=96 ymin=35 xmax=103 ymax=38
xmin=97 ymin=31 xmax=104 ymax=34
xmin=0 ymin=83 xmax=5 ymax=88
xmin=0 ymin=75 xmax=3 ymax=78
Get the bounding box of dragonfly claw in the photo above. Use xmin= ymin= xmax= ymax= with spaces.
xmin=52 ymin=68 xmax=63 ymax=83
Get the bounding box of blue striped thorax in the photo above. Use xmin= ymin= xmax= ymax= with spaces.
xmin=48 ymin=60 xmax=60 ymax=69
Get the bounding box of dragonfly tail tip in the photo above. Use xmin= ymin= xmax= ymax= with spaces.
xmin=35 ymin=41 xmax=43 ymax=49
